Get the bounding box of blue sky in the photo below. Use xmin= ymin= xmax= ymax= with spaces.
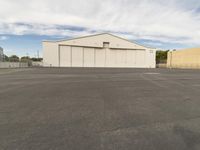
xmin=0 ymin=34 xmax=65 ymax=57
xmin=0 ymin=0 xmax=200 ymax=57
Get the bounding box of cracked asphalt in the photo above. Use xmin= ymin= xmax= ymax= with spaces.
xmin=1 ymin=68 xmax=200 ymax=150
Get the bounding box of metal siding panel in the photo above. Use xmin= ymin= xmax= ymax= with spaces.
xmin=72 ymin=47 xmax=83 ymax=67
xmin=60 ymin=46 xmax=71 ymax=67
xmin=58 ymin=33 xmax=148 ymax=50
xmin=126 ymin=50 xmax=136 ymax=67
xmin=83 ymin=48 xmax=95 ymax=67
xmin=106 ymin=49 xmax=127 ymax=67
xmin=57 ymin=46 xmax=148 ymax=68
xmin=147 ymin=50 xmax=156 ymax=68
xmin=95 ymin=49 xmax=106 ymax=67
xmin=115 ymin=50 xmax=126 ymax=67
xmin=43 ymin=42 xmax=59 ymax=67
xmin=107 ymin=49 xmax=116 ymax=67
xmin=136 ymin=50 xmax=145 ymax=67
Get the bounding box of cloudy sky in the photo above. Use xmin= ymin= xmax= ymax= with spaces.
xmin=0 ymin=0 xmax=200 ymax=57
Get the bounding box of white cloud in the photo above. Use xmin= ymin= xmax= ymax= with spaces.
xmin=0 ymin=0 xmax=200 ymax=47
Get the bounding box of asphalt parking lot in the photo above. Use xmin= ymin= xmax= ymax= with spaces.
xmin=1 ymin=68 xmax=200 ymax=150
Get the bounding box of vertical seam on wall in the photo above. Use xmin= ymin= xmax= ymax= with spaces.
xmin=105 ymin=48 xmax=107 ymax=67
xmin=145 ymin=50 xmax=146 ymax=67
xmin=135 ymin=50 xmax=137 ymax=66
xmin=125 ymin=49 xmax=127 ymax=66
xmin=94 ymin=48 xmax=96 ymax=67
xmin=58 ymin=45 xmax=60 ymax=67
xmin=70 ymin=46 xmax=72 ymax=67
xmin=83 ymin=47 xmax=84 ymax=67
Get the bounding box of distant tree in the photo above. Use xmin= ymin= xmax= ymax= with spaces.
xmin=9 ymin=55 xmax=19 ymax=62
xmin=31 ymin=57 xmax=43 ymax=62
xmin=21 ymin=56 xmax=33 ymax=66
xmin=3 ymin=54 xmax=9 ymax=62
xmin=21 ymin=56 xmax=31 ymax=62
xmin=156 ymin=50 xmax=169 ymax=64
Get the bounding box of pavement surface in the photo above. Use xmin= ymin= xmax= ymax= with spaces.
xmin=1 ymin=68 xmax=200 ymax=150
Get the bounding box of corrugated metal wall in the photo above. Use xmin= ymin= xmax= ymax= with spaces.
xmin=59 ymin=46 xmax=146 ymax=68
xmin=167 ymin=48 xmax=200 ymax=69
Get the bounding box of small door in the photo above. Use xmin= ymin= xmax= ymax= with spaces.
xmin=149 ymin=50 xmax=155 ymax=68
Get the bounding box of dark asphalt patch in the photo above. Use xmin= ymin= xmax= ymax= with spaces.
xmin=1 ymin=68 xmax=200 ymax=150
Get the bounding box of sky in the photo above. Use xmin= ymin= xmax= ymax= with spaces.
xmin=0 ymin=0 xmax=200 ymax=57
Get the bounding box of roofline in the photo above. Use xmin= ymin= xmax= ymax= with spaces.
xmin=42 ymin=33 xmax=108 ymax=43
xmin=105 ymin=33 xmax=156 ymax=49
xmin=43 ymin=33 xmax=156 ymax=49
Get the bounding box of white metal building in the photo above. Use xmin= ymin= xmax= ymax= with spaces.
xmin=43 ymin=33 xmax=156 ymax=68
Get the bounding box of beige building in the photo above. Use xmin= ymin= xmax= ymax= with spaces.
xmin=43 ymin=33 xmax=156 ymax=68
xmin=167 ymin=48 xmax=200 ymax=69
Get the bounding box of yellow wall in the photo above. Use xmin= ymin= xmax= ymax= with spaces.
xmin=167 ymin=48 xmax=200 ymax=69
